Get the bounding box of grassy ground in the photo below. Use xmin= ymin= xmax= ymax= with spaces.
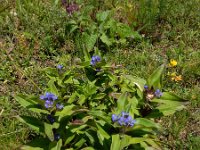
xmin=0 ymin=0 xmax=200 ymax=149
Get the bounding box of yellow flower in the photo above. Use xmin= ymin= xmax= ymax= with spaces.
xmin=171 ymin=75 xmax=182 ymax=82
xmin=169 ymin=59 xmax=177 ymax=67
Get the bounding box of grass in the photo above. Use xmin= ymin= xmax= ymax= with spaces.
xmin=0 ymin=0 xmax=200 ymax=149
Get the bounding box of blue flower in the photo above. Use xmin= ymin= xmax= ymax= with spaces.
xmin=90 ymin=56 xmax=101 ymax=66
xmin=47 ymin=115 xmax=55 ymax=124
xmin=44 ymin=100 xmax=54 ymax=108
xmin=154 ymin=89 xmax=163 ymax=98
xmin=56 ymin=103 xmax=64 ymax=110
xmin=112 ymin=112 xmax=136 ymax=127
xmin=40 ymin=92 xmax=57 ymax=108
xmin=40 ymin=92 xmax=57 ymax=101
xmin=144 ymin=85 xmax=148 ymax=90
xmin=57 ymin=64 xmax=63 ymax=70
xmin=112 ymin=114 xmax=119 ymax=122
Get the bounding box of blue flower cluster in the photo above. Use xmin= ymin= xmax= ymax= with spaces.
xmin=90 ymin=56 xmax=101 ymax=66
xmin=40 ymin=92 xmax=64 ymax=109
xmin=112 ymin=112 xmax=136 ymax=127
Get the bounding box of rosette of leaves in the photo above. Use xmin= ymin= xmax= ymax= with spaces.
xmin=15 ymin=55 xmax=187 ymax=150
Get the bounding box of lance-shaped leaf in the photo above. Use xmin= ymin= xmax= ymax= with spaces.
xmin=81 ymin=147 xmax=95 ymax=150
xmin=49 ymin=139 xmax=62 ymax=150
xmin=117 ymin=93 xmax=128 ymax=113
xmin=17 ymin=116 xmax=44 ymax=133
xmin=147 ymin=65 xmax=165 ymax=89
xmin=110 ymin=134 xmax=121 ymax=150
xmin=44 ymin=123 xmax=54 ymax=141
xmin=48 ymin=79 xmax=59 ymax=97
xmin=161 ymin=92 xmax=187 ymax=101
xmin=55 ymin=104 xmax=75 ymax=120
xmin=135 ymin=118 xmax=161 ymax=129
xmin=15 ymin=94 xmax=38 ymax=108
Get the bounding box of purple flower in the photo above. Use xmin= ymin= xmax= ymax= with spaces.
xmin=66 ymin=3 xmax=79 ymax=16
xmin=112 ymin=111 xmax=136 ymax=127
xmin=112 ymin=114 xmax=119 ymax=122
xmin=90 ymin=56 xmax=101 ymax=66
xmin=40 ymin=92 xmax=58 ymax=101
xmin=129 ymin=119 xmax=136 ymax=127
xmin=154 ymin=89 xmax=163 ymax=98
xmin=56 ymin=103 xmax=64 ymax=110
xmin=57 ymin=64 xmax=63 ymax=70
xmin=144 ymin=85 xmax=148 ymax=90
xmin=40 ymin=92 xmax=57 ymax=108
xmin=45 ymin=100 xmax=54 ymax=108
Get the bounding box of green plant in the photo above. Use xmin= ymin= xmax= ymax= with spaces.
xmin=64 ymin=3 xmax=141 ymax=55
xmin=15 ymin=52 xmax=187 ymax=149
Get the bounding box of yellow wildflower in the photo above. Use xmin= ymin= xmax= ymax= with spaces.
xmin=169 ymin=59 xmax=177 ymax=67
xmin=171 ymin=75 xmax=182 ymax=82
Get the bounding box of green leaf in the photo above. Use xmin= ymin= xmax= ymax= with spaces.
xmin=120 ymin=135 xmax=131 ymax=149
xmin=55 ymin=104 xmax=75 ymax=120
xmin=128 ymin=137 xmax=149 ymax=144
xmin=44 ymin=67 xmax=58 ymax=78
xmin=71 ymin=124 xmax=88 ymax=133
xmin=100 ymin=33 xmax=112 ymax=46
xmin=68 ymin=92 xmax=78 ymax=103
xmin=85 ymin=131 xmax=95 ymax=145
xmin=81 ymin=147 xmax=95 ymax=150
xmin=96 ymin=123 xmax=110 ymax=139
xmin=145 ymin=139 xmax=161 ymax=149
xmin=49 ymin=139 xmax=62 ymax=150
xmin=18 ymin=116 xmax=44 ymax=132
xmin=119 ymin=135 xmax=156 ymax=149
xmin=161 ymin=92 xmax=187 ymax=101
xmin=117 ymin=93 xmax=128 ymax=113
xmin=93 ymin=93 xmax=106 ymax=99
xmin=147 ymin=65 xmax=165 ymax=89
xmin=125 ymin=75 xmax=146 ymax=92
xmin=96 ymin=11 xmax=110 ymax=22
xmin=110 ymin=134 xmax=121 ymax=150
xmin=54 ymin=0 xmax=59 ymax=5
xmin=20 ymin=146 xmax=43 ymax=150
xmin=29 ymin=108 xmax=49 ymax=114
xmin=75 ymin=138 xmax=86 ymax=149
xmin=116 ymin=23 xmax=133 ymax=38
xmin=88 ymin=110 xmax=111 ymax=123
xmin=48 ymin=79 xmax=59 ymax=97
xmin=151 ymin=93 xmax=187 ymax=116
xmin=82 ymin=32 xmax=97 ymax=52
xmin=64 ymin=134 xmax=75 ymax=145
xmin=136 ymin=118 xmax=160 ymax=129
xmin=156 ymin=104 xmax=185 ymax=116
xmin=15 ymin=94 xmax=37 ymax=108
xmin=44 ymin=123 xmax=54 ymax=141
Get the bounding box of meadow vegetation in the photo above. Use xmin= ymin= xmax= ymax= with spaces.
xmin=0 ymin=0 xmax=200 ymax=149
